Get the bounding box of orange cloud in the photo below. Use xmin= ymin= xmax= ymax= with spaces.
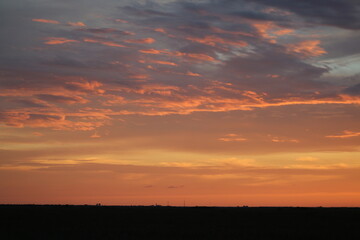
xmin=83 ymin=38 xmax=126 ymax=48
xmin=296 ymin=157 xmax=319 ymax=162
xmin=128 ymin=74 xmax=150 ymax=80
xmin=106 ymin=93 xmax=360 ymax=116
xmin=44 ymin=37 xmax=78 ymax=45
xmin=167 ymin=51 xmax=216 ymax=62
xmin=267 ymin=74 xmax=280 ymax=78
xmin=185 ymin=71 xmax=201 ymax=77
xmin=2 ymin=79 xmax=360 ymax=132
xmin=124 ymin=38 xmax=155 ymax=44
xmin=271 ymin=137 xmax=299 ymax=143
xmin=252 ymin=21 xmax=294 ymax=43
xmin=154 ymin=28 xmax=167 ymax=33
xmin=32 ymin=132 xmax=44 ymax=136
xmin=67 ymin=21 xmax=86 ymax=27
xmin=185 ymin=53 xmax=216 ymax=62
xmin=91 ymin=132 xmax=101 ymax=138
xmin=326 ymin=131 xmax=360 ymax=138
xmin=273 ymin=28 xmax=294 ymax=36
xmin=252 ymin=22 xmax=277 ymax=42
xmin=36 ymin=94 xmax=88 ymax=104
xmin=0 ymin=78 xmax=104 ymax=98
xmin=139 ymin=49 xmax=166 ymax=54
xmin=186 ymin=35 xmax=248 ymax=47
xmin=286 ymin=40 xmax=326 ymax=57
xmin=143 ymin=60 xmax=177 ymax=66
xmin=32 ymin=18 xmax=60 ymax=24
xmin=0 ymin=112 xmax=106 ymax=131
xmin=65 ymin=80 xmax=104 ymax=94
xmin=218 ymin=134 xmax=247 ymax=142
xmin=114 ymin=84 xmax=179 ymax=96
xmin=262 ymin=7 xmax=292 ymax=16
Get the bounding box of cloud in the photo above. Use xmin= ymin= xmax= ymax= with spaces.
xmin=286 ymin=40 xmax=327 ymax=57
xmin=251 ymin=21 xmax=294 ymax=43
xmin=185 ymin=71 xmax=201 ymax=77
xmin=326 ymin=131 xmax=360 ymax=139
xmin=245 ymin=0 xmax=360 ymax=29
xmin=32 ymin=18 xmax=60 ymax=24
xmin=83 ymin=38 xmax=126 ymax=48
xmin=140 ymin=59 xmax=177 ymax=66
xmin=32 ymin=132 xmax=44 ymax=137
xmin=78 ymin=28 xmax=134 ymax=36
xmin=168 ymin=185 xmax=184 ymax=189
xmin=0 ymin=0 xmax=359 ymax=133
xmin=90 ymin=132 xmax=101 ymax=138
xmin=64 ymin=80 xmax=104 ymax=94
xmin=35 ymin=94 xmax=88 ymax=104
xmin=154 ymin=28 xmax=166 ymax=33
xmin=186 ymin=35 xmax=248 ymax=47
xmin=67 ymin=21 xmax=86 ymax=27
xmin=218 ymin=134 xmax=247 ymax=142
xmin=0 ymin=112 xmax=106 ymax=131
xmin=296 ymin=157 xmax=319 ymax=162
xmin=139 ymin=49 xmax=216 ymax=62
xmin=114 ymin=19 xmax=129 ymax=23
xmin=271 ymin=137 xmax=299 ymax=143
xmin=44 ymin=37 xmax=79 ymax=45
xmin=344 ymin=83 xmax=360 ymax=96
xmin=124 ymin=38 xmax=155 ymax=44
xmin=10 ymin=99 xmax=49 ymax=108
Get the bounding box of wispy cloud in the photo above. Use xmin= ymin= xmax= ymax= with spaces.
xmin=67 ymin=21 xmax=86 ymax=27
xmin=32 ymin=18 xmax=59 ymax=24
xmin=44 ymin=37 xmax=78 ymax=45
xmin=326 ymin=131 xmax=360 ymax=138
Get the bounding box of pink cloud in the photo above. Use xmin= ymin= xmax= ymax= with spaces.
xmin=124 ymin=38 xmax=155 ymax=44
xmin=32 ymin=18 xmax=60 ymax=24
xmin=67 ymin=21 xmax=86 ymax=27
xmin=44 ymin=37 xmax=78 ymax=45
xmin=286 ymin=40 xmax=327 ymax=57
xmin=186 ymin=35 xmax=248 ymax=47
xmin=326 ymin=131 xmax=360 ymax=138
xmin=83 ymin=38 xmax=126 ymax=48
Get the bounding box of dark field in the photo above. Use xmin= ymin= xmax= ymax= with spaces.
xmin=1 ymin=205 xmax=360 ymax=240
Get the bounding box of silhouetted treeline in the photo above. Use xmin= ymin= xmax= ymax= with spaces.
xmin=1 ymin=205 xmax=360 ymax=240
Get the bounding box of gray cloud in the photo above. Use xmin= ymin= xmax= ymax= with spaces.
xmin=344 ymin=83 xmax=360 ymax=96
xmin=244 ymin=0 xmax=360 ymax=29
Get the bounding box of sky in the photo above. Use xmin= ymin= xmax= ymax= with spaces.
xmin=0 ymin=0 xmax=360 ymax=207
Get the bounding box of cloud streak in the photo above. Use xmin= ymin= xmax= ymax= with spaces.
xmin=32 ymin=18 xmax=60 ymax=24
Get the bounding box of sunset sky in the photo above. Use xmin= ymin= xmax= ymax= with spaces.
xmin=1 ymin=0 xmax=360 ymax=207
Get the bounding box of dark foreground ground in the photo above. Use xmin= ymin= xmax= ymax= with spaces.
xmin=1 ymin=205 xmax=360 ymax=240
